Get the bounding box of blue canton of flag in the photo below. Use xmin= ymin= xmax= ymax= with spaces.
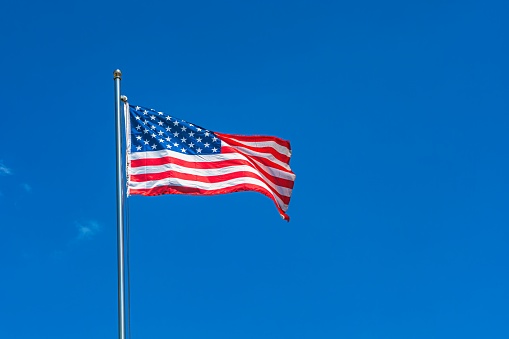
xmin=129 ymin=105 xmax=221 ymax=155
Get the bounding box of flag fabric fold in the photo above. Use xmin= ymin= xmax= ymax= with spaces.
xmin=125 ymin=104 xmax=296 ymax=221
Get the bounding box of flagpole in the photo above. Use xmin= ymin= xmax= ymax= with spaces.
xmin=113 ymin=69 xmax=126 ymax=339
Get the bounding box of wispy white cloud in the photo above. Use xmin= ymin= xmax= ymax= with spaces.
xmin=76 ymin=220 xmax=101 ymax=240
xmin=21 ymin=183 xmax=32 ymax=192
xmin=0 ymin=161 xmax=12 ymax=175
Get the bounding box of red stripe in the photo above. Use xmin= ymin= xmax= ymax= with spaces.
xmin=130 ymin=169 xmax=291 ymax=204
xmin=129 ymin=183 xmax=290 ymax=221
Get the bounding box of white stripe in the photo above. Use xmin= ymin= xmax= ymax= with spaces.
xmin=128 ymin=176 xmax=289 ymax=210
xmin=129 ymin=163 xmax=293 ymax=197
xmin=221 ymin=136 xmax=291 ymax=157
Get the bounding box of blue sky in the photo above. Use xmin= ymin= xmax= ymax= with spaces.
xmin=1 ymin=1 xmax=508 ymax=338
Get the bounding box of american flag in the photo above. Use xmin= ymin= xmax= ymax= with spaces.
xmin=125 ymin=104 xmax=296 ymax=221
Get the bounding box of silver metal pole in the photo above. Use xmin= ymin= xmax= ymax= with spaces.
xmin=113 ymin=69 xmax=126 ymax=339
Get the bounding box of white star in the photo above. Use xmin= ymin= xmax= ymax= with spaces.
xmin=136 ymin=136 xmax=142 ymax=140
xmin=212 ymin=136 xmax=218 ymax=142
xmin=212 ymin=147 xmax=218 ymax=153
xmin=181 ymin=126 xmax=187 ymax=132
xmin=158 ymin=111 xmax=164 ymax=115
xmin=204 ymin=131 xmax=210 ymax=137
xmin=196 ymin=127 xmax=202 ymax=132
xmin=159 ymin=138 xmax=164 ymax=143
xmin=135 ymin=106 xmax=141 ymax=110
xmin=158 ymin=121 xmax=164 ymax=126
xmin=151 ymin=125 xmax=156 ymax=130
xmin=166 ymin=116 xmax=171 ymax=120
xmin=174 ymin=142 xmax=179 ymax=147
xmin=166 ymin=127 xmax=172 ymax=132
xmin=188 ymin=142 xmax=194 ymax=148
xmin=166 ymin=144 xmax=172 ymax=148
xmin=188 ymin=131 xmax=195 ymax=137
xmin=181 ymin=148 xmax=187 ymax=153
xmin=181 ymin=137 xmax=187 ymax=143
xmin=151 ymin=133 xmax=157 ymax=138
xmin=135 ymin=125 xmax=141 ymax=130
xmin=196 ymin=148 xmax=202 ymax=153
xmin=189 ymin=123 xmax=194 ymax=127
xmin=165 ymin=137 xmax=171 ymax=142
xmin=158 ymin=131 xmax=164 ymax=136
xmin=136 ymin=146 xmax=142 ymax=151
xmin=196 ymin=137 xmax=202 ymax=143
xmin=150 ymin=115 xmax=156 ymax=120
xmin=173 ymin=121 xmax=179 ymax=126
xmin=135 ymin=116 xmax=141 ymax=120
xmin=143 ymin=129 xmax=149 ymax=134
xmin=204 ymin=142 xmax=210 ymax=148
xmin=143 ymin=110 xmax=148 ymax=115
xmin=173 ymin=132 xmax=179 ymax=137
xmin=144 ymin=140 xmax=149 ymax=145
xmin=144 ymin=120 xmax=149 ymax=124
xmin=151 ymin=144 xmax=157 ymax=149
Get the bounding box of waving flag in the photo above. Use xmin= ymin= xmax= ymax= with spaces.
xmin=125 ymin=104 xmax=296 ymax=221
